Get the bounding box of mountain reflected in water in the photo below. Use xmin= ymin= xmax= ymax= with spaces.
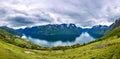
xmin=22 ymin=32 xmax=97 ymax=47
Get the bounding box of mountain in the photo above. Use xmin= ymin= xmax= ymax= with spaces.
xmin=87 ymin=25 xmax=110 ymax=38
xmin=111 ymin=18 xmax=120 ymax=29
xmin=0 ymin=19 xmax=120 ymax=59
xmin=0 ymin=26 xmax=22 ymax=37
xmin=0 ymin=24 xmax=120 ymax=59
xmin=102 ymin=26 xmax=120 ymax=40
xmin=86 ymin=18 xmax=120 ymax=39
xmin=0 ymin=29 xmax=47 ymax=50
xmin=87 ymin=18 xmax=120 ymax=38
xmin=17 ymin=24 xmax=82 ymax=41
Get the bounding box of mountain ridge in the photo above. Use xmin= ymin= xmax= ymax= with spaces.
xmin=0 ymin=23 xmax=120 ymax=59
xmin=17 ymin=23 xmax=82 ymax=41
xmin=0 ymin=26 xmax=22 ymax=37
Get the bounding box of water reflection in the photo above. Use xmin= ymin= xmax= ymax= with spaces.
xmin=22 ymin=32 xmax=96 ymax=47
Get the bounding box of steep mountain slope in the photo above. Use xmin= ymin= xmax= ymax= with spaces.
xmin=18 ymin=24 xmax=81 ymax=35
xmin=101 ymin=26 xmax=120 ymax=39
xmin=88 ymin=25 xmax=109 ymax=38
xmin=111 ymin=18 xmax=120 ymax=29
xmin=17 ymin=24 xmax=82 ymax=41
xmin=0 ymin=29 xmax=48 ymax=50
xmin=0 ymin=26 xmax=120 ymax=59
xmin=0 ymin=26 xmax=22 ymax=37
xmin=87 ymin=19 xmax=120 ymax=38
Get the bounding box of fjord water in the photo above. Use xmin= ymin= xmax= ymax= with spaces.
xmin=22 ymin=32 xmax=96 ymax=47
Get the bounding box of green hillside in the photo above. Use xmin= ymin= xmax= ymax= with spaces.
xmin=0 ymin=27 xmax=120 ymax=59
xmin=0 ymin=26 xmax=22 ymax=37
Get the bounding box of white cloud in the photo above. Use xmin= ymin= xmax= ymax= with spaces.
xmin=0 ymin=0 xmax=120 ymax=28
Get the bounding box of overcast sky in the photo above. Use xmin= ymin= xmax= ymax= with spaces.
xmin=0 ymin=0 xmax=120 ymax=28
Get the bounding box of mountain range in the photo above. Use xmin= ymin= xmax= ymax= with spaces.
xmin=17 ymin=24 xmax=82 ymax=41
xmin=0 ymin=19 xmax=120 ymax=41
xmin=16 ymin=23 xmax=114 ymax=41
xmin=0 ymin=18 xmax=120 ymax=59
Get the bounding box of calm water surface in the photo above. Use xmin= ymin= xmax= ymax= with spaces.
xmin=22 ymin=32 xmax=97 ymax=47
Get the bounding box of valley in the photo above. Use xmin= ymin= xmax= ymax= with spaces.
xmin=0 ymin=19 xmax=120 ymax=59
xmin=0 ymin=26 xmax=120 ymax=59
xmin=0 ymin=0 xmax=120 ymax=59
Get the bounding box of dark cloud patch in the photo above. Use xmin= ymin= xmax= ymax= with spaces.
xmin=7 ymin=16 xmax=35 ymax=27
xmin=38 ymin=18 xmax=52 ymax=23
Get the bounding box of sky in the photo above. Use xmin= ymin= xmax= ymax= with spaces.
xmin=0 ymin=0 xmax=120 ymax=28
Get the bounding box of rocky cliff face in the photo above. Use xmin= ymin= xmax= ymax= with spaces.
xmin=111 ymin=18 xmax=120 ymax=29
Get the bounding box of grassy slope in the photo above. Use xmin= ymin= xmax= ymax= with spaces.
xmin=0 ymin=27 xmax=120 ymax=59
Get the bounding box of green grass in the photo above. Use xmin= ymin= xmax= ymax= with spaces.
xmin=0 ymin=27 xmax=120 ymax=59
xmin=0 ymin=35 xmax=120 ymax=59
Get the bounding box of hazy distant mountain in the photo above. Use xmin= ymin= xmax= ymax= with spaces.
xmin=87 ymin=25 xmax=109 ymax=38
xmin=87 ymin=18 xmax=120 ymax=38
xmin=17 ymin=24 xmax=82 ymax=41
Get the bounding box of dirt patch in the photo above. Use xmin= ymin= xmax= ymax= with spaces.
xmin=24 ymin=51 xmax=35 ymax=54
xmin=92 ymin=44 xmax=109 ymax=50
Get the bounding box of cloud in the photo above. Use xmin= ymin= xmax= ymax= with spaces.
xmin=0 ymin=0 xmax=120 ymax=28
xmin=7 ymin=16 xmax=34 ymax=27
